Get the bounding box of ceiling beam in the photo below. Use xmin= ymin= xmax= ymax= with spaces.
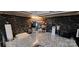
xmin=42 ymin=11 xmax=79 ymax=18
xmin=0 ymin=11 xmax=31 ymax=17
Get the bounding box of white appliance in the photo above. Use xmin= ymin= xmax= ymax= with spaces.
xmin=5 ymin=24 xmax=13 ymax=41
xmin=76 ymin=29 xmax=79 ymax=38
xmin=51 ymin=26 xmax=55 ymax=36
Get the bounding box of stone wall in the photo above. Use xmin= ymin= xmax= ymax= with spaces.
xmin=47 ymin=15 xmax=79 ymax=38
xmin=0 ymin=14 xmax=30 ymax=37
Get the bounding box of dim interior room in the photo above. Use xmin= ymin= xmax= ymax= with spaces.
xmin=0 ymin=0 xmax=79 ymax=59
